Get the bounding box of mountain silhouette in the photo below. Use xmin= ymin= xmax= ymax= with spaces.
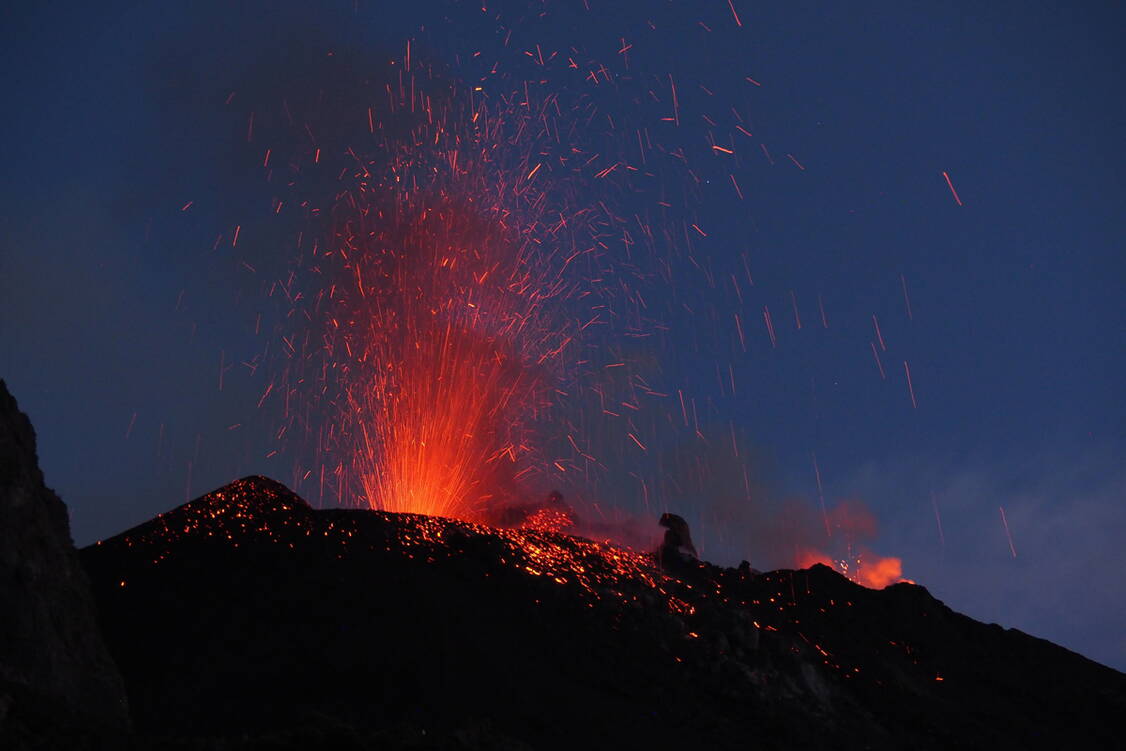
xmin=75 ymin=475 xmax=1126 ymax=750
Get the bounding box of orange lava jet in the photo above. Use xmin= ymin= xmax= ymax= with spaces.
xmin=335 ymin=197 xmax=564 ymax=520
xmin=299 ymin=65 xmax=591 ymax=522
xmin=349 ymin=231 xmax=548 ymax=518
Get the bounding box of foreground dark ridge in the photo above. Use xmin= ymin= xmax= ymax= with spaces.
xmin=0 ymin=380 xmax=127 ymax=747
xmin=81 ymin=476 xmax=1126 ymax=750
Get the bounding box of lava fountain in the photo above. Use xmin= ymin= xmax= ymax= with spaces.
xmin=287 ymin=57 xmax=599 ymax=522
xmin=338 ymin=194 xmax=560 ymax=520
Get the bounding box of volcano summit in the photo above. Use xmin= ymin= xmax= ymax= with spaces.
xmin=74 ymin=475 xmax=1126 ymax=750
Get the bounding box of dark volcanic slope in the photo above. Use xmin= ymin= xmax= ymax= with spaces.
xmin=82 ymin=476 xmax=1126 ymax=750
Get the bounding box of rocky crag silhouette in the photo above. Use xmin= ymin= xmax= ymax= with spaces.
xmin=0 ymin=381 xmax=127 ymax=749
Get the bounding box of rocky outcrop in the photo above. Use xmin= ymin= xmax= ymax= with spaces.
xmin=0 ymin=380 xmax=128 ymax=738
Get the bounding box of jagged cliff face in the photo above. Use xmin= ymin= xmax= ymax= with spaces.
xmin=0 ymin=381 xmax=127 ymax=733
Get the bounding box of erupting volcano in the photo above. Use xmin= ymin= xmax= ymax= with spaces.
xmin=5 ymin=1 xmax=1124 ymax=749
xmin=234 ymin=45 xmax=910 ymax=591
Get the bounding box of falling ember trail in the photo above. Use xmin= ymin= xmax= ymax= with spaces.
xmin=729 ymin=174 xmax=744 ymax=200
xmin=727 ymin=0 xmax=743 ymax=27
xmin=931 ymin=490 xmax=945 ymax=550
xmin=999 ymin=506 xmax=1017 ymax=558
xmin=811 ymin=452 xmax=830 ymax=537
xmin=763 ymin=305 xmax=777 ymax=348
xmin=668 ymin=74 xmax=680 ymax=126
xmin=900 ymin=274 xmax=913 ymax=321
xmin=870 ymin=342 xmax=886 ymax=380
xmin=903 ymin=360 xmax=918 ymax=409
xmin=942 ymin=171 xmax=964 ymax=206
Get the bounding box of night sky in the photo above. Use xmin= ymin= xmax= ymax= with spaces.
xmin=2 ymin=1 xmax=1123 ymax=670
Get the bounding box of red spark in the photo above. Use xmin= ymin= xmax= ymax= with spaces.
xmin=903 ymin=361 xmax=918 ymax=409
xmin=900 ymin=273 xmax=913 ymax=320
xmin=668 ymin=74 xmax=679 ymax=126
xmin=729 ymin=174 xmax=744 ymax=199
xmin=763 ymin=305 xmax=777 ymax=348
xmin=942 ymin=170 xmax=964 ymax=206
xmin=811 ymin=452 xmax=830 ymax=537
xmin=931 ymin=491 xmax=945 ymax=549
xmin=999 ymin=506 xmax=1017 ymax=558
xmin=727 ymin=0 xmax=743 ymax=27
xmin=870 ymin=342 xmax=886 ymax=380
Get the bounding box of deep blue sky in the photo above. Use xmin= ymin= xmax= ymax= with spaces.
xmin=2 ymin=1 xmax=1123 ymax=670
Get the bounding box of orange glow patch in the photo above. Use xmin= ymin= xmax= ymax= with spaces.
xmin=856 ymin=556 xmax=904 ymax=590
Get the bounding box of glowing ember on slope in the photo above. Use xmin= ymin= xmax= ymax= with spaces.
xmin=519 ymin=507 xmax=575 ymax=534
xmin=106 ymin=478 xmax=678 ymax=613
